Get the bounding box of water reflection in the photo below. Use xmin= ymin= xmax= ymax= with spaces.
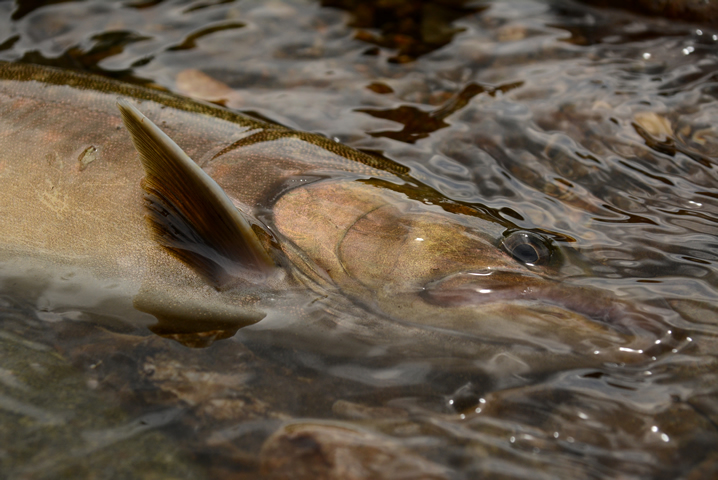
xmin=321 ymin=0 xmax=487 ymax=63
xmin=0 ymin=0 xmax=717 ymax=478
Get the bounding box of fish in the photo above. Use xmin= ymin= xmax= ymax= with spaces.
xmin=0 ymin=61 xmax=659 ymax=377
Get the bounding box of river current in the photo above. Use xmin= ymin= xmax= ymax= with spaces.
xmin=0 ymin=1 xmax=717 ymax=478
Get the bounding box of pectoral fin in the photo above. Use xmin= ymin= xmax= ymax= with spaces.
xmin=117 ymin=99 xmax=276 ymax=287
xmin=134 ymin=284 xmax=266 ymax=348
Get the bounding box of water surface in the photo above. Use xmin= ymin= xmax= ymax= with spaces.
xmin=0 ymin=0 xmax=717 ymax=478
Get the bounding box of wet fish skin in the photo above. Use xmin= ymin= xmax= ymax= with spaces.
xmin=0 ymin=62 xmax=276 ymax=330
xmin=0 ymin=62 xmax=658 ymax=375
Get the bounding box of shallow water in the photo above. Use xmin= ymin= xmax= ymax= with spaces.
xmin=1 ymin=0 xmax=717 ymax=478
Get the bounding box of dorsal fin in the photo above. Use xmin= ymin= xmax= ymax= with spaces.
xmin=117 ymin=99 xmax=276 ymax=287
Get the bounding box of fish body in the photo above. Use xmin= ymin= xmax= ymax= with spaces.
xmin=0 ymin=62 xmax=657 ymax=375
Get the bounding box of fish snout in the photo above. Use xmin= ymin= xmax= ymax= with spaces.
xmin=422 ymin=270 xmax=660 ymax=337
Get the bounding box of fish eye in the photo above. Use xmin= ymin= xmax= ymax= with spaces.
xmin=501 ymin=230 xmax=552 ymax=265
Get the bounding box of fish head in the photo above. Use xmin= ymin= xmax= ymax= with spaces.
xmin=273 ymin=179 xmax=658 ymax=365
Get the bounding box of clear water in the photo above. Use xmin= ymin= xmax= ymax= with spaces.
xmin=0 ymin=0 xmax=717 ymax=478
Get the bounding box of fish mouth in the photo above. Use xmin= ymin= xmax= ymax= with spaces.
xmin=421 ymin=269 xmax=653 ymax=335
